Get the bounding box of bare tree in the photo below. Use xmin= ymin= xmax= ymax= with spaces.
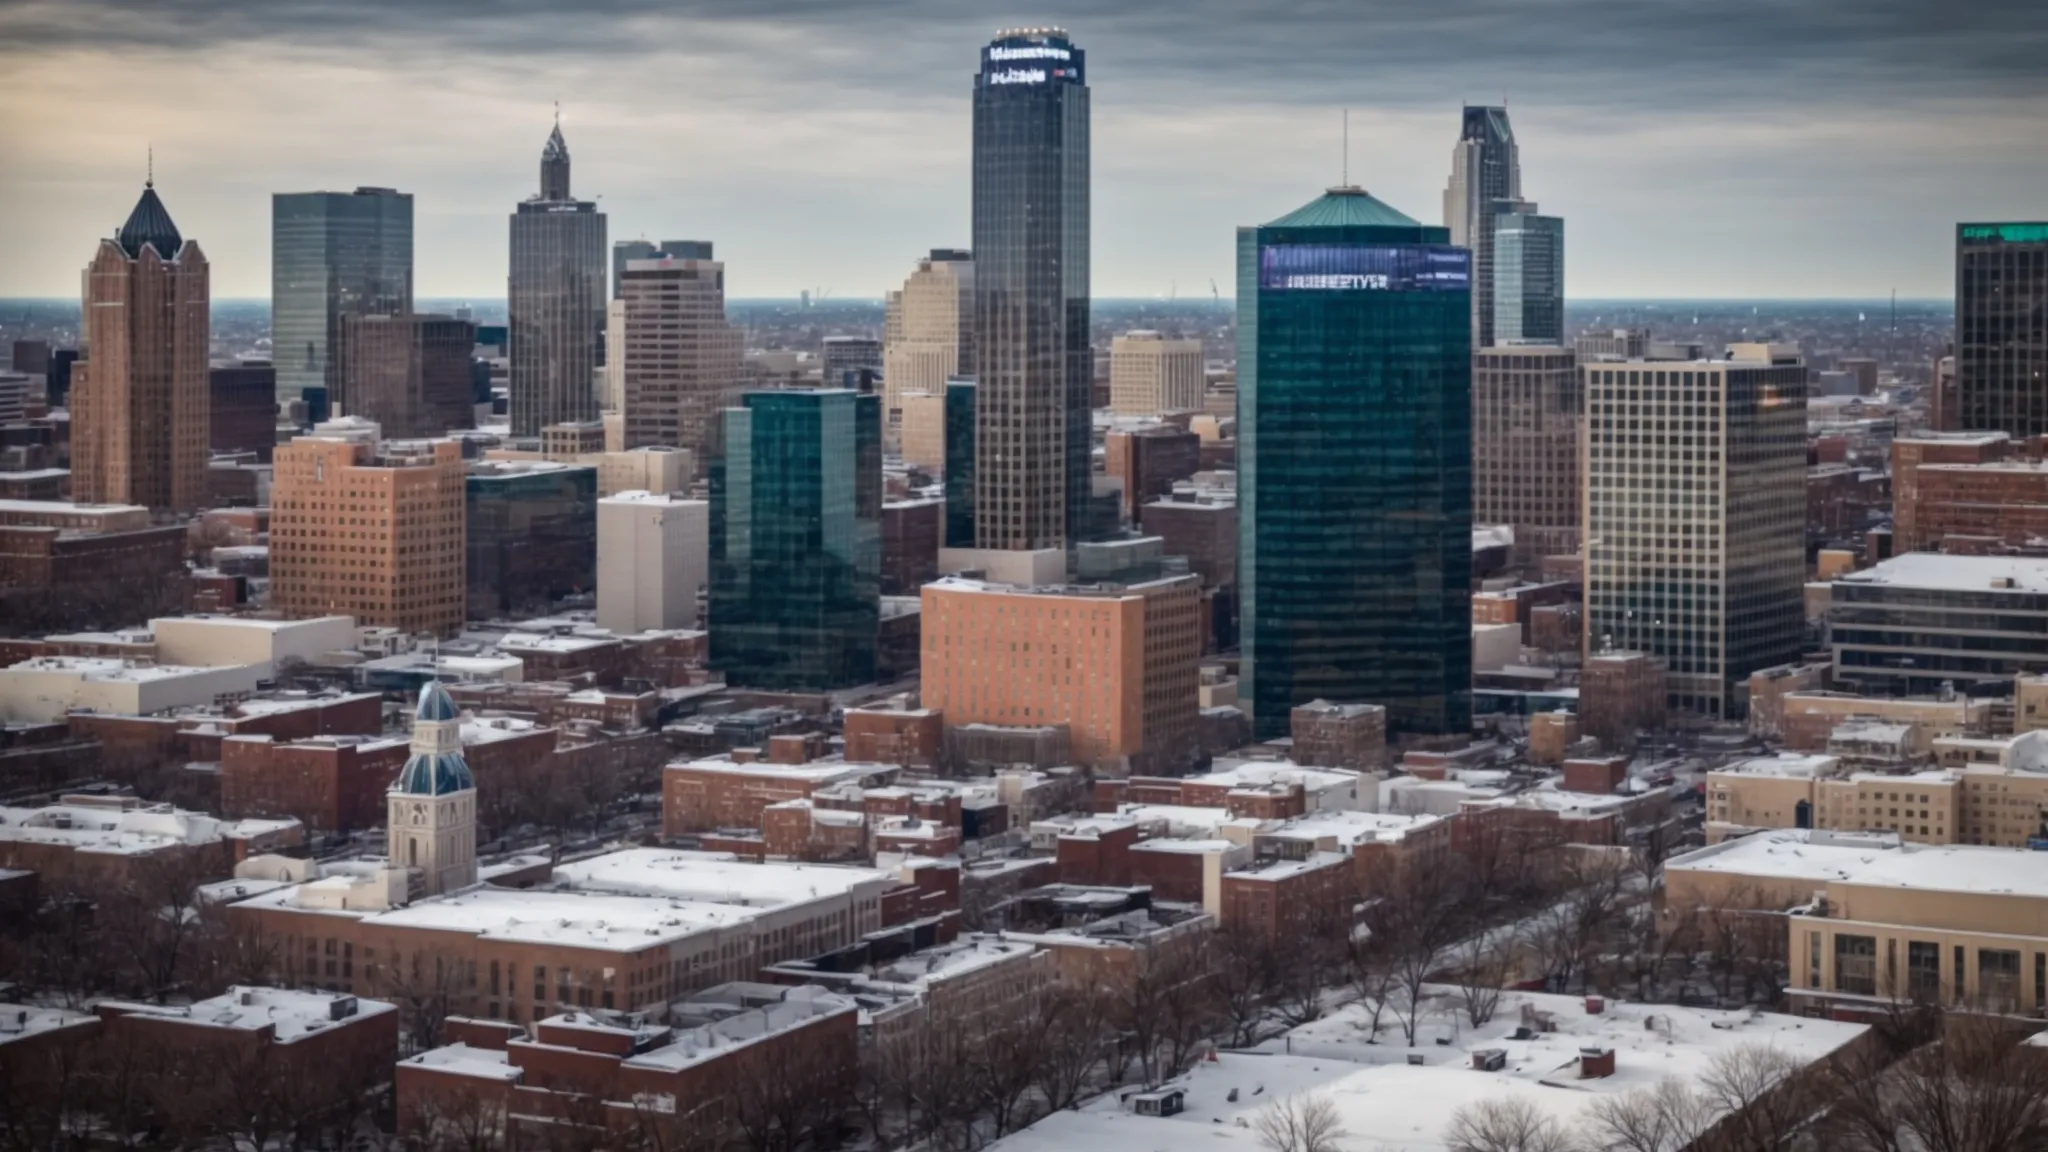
xmin=1582 ymin=1077 xmax=1714 ymax=1152
xmin=1207 ymin=926 xmax=1281 ymax=1048
xmin=1694 ymin=1042 xmax=1813 ymax=1152
xmin=1254 ymin=1091 xmax=1348 ymax=1152
xmin=1818 ymin=1013 xmax=2048 ymax=1152
xmin=1455 ymin=926 xmax=1517 ymax=1028
xmin=1369 ymin=861 xmax=1473 ymax=1045
xmin=1034 ymin=986 xmax=1110 ymax=1112
xmin=1444 ymin=1097 xmax=1576 ymax=1152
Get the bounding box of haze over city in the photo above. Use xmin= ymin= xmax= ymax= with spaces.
xmin=3 ymin=0 xmax=2044 ymax=299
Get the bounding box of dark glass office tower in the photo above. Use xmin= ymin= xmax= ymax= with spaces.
xmin=1493 ymin=207 xmax=1564 ymax=345
xmin=971 ymin=27 xmax=1089 ymax=550
xmin=1238 ymin=188 xmax=1474 ymax=738
xmin=509 ymin=123 xmax=607 ymax=436
xmin=709 ymin=389 xmax=881 ymax=689
xmin=1956 ymin=223 xmax=2048 ymax=437
xmin=944 ymin=377 xmax=976 ymax=547
xmin=271 ymin=187 xmax=413 ymax=404
xmin=1442 ymin=106 xmax=1519 ymax=349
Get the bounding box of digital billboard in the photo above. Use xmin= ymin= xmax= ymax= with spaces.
xmin=1258 ymin=244 xmax=1470 ymax=292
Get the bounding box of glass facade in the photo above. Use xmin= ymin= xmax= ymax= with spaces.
xmin=271 ymin=188 xmax=413 ymax=404
xmin=1442 ymin=106 xmax=1518 ymax=349
xmin=1493 ymin=211 xmax=1564 ymax=345
xmin=509 ymin=128 xmax=607 ymax=436
xmin=971 ymin=28 xmax=1090 ymax=549
xmin=1956 ymin=222 xmax=2048 ymax=438
xmin=1830 ymin=569 xmax=2048 ymax=695
xmin=1238 ymin=190 xmax=1474 ymax=738
xmin=710 ymin=389 xmax=881 ymax=689
xmin=464 ymin=464 xmax=598 ymax=619
xmin=944 ymin=378 xmax=977 ymax=547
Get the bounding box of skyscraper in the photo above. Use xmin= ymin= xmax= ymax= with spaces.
xmin=1472 ymin=345 xmax=1579 ymax=564
xmin=822 ymin=336 xmax=883 ymax=391
xmin=1955 ymin=223 xmax=2048 ymax=438
xmin=1238 ymin=186 xmax=1473 ymax=738
xmin=509 ymin=122 xmax=607 ymax=436
xmin=1582 ymin=354 xmax=1807 ymax=718
xmin=619 ymin=254 xmax=743 ymax=461
xmin=709 ymin=389 xmax=881 ymax=690
xmin=971 ymin=28 xmax=1090 ymax=551
xmin=73 ymin=179 xmax=210 ymax=513
xmin=1493 ymin=205 xmax=1565 ymax=345
xmin=336 ymin=313 xmax=477 ymax=439
xmin=271 ymin=187 xmax=413 ymax=405
xmin=882 ymin=248 xmax=974 ymax=447
xmin=1442 ymin=106 xmax=1520 ymax=350
xmin=612 ymin=239 xmax=711 ymax=299
xmin=1109 ymin=331 xmax=1205 ymax=415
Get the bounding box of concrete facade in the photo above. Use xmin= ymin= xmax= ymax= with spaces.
xmin=596 ymin=491 xmax=708 ymax=633
xmin=1108 ymin=331 xmax=1203 ymax=416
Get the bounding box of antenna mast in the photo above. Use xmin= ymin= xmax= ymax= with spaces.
xmin=1342 ymin=109 xmax=1349 ymax=186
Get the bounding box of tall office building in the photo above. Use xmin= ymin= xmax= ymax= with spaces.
xmin=1472 ymin=346 xmax=1580 ymax=563
xmin=335 ymin=313 xmax=477 ymax=439
xmin=271 ymin=187 xmax=413 ymax=405
xmin=1955 ymin=223 xmax=2048 ymax=438
xmin=822 ymin=336 xmax=883 ymax=390
xmin=612 ymin=239 xmax=710 ymax=299
xmin=882 ymin=249 xmax=974 ymax=447
xmin=1109 ymin=331 xmax=1204 ymax=415
xmin=73 ymin=179 xmax=210 ymax=513
xmin=509 ymin=122 xmax=607 ymax=436
xmin=944 ymin=379 xmax=977 ymax=547
xmin=1493 ymin=206 xmax=1564 ymax=345
xmin=1238 ymin=186 xmax=1473 ymax=738
xmin=271 ymin=418 xmax=466 ymax=636
xmin=1442 ymin=106 xmax=1520 ymax=350
xmin=597 ymin=491 xmax=709 ymax=633
xmin=709 ymin=389 xmax=881 ymax=689
xmin=619 ymin=255 xmax=743 ymax=462
xmin=972 ymin=28 xmax=1090 ymax=550
xmin=1582 ymin=354 xmax=1807 ymax=718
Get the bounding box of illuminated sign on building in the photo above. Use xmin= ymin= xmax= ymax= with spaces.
xmin=989 ymin=44 xmax=1072 ymax=61
xmin=988 ymin=68 xmax=1047 ymax=85
xmin=1258 ymin=244 xmax=1471 ymax=292
xmin=1960 ymin=223 xmax=2048 ymax=245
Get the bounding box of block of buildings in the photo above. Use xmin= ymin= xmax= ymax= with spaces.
xmin=271 ymin=418 xmax=466 ymax=636
xmin=920 ymin=574 xmax=1200 ymax=773
xmin=1576 ymin=650 xmax=1667 ymax=750
xmin=842 ymin=700 xmax=943 ymax=768
xmin=0 ymin=499 xmax=188 ymax=621
xmin=662 ymin=756 xmax=899 ymax=836
xmin=596 ymin=491 xmax=708 ymax=633
xmin=220 ymin=732 xmax=409 ymax=832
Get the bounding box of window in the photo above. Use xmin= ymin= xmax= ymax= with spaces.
xmin=1980 ymin=949 xmax=2022 ymax=1013
xmin=1908 ymin=941 xmax=1941 ymax=1003
xmin=1834 ymin=934 xmax=1877 ymax=997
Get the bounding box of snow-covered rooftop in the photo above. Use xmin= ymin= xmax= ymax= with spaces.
xmin=1712 ymin=752 xmax=1842 ymax=779
xmin=668 ymin=756 xmax=896 ymax=785
xmin=1194 ymin=759 xmax=1364 ymax=795
xmin=1838 ymin=552 xmax=2048 ymax=595
xmin=400 ymin=1042 xmax=520 ymax=1082
xmin=548 ymin=847 xmax=895 ymax=908
xmin=103 ymin=986 xmax=394 ymax=1043
xmin=0 ymin=802 xmax=297 ymax=856
xmin=1666 ymin=828 xmax=2048 ymax=898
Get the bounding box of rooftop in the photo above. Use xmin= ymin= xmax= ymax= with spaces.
xmin=1665 ymin=828 xmax=2048 ymax=899
xmin=103 ymin=986 xmax=392 ymax=1043
xmin=1263 ymin=186 xmax=1423 ymax=229
xmin=667 ymin=756 xmax=895 ymax=785
xmin=1195 ymin=759 xmax=1365 ymax=795
xmin=0 ymin=801 xmax=297 ymax=856
xmin=548 ymin=847 xmax=896 ymax=908
xmin=0 ymin=1003 xmax=96 ymax=1046
xmin=1837 ymin=553 xmax=2048 ymax=595
xmin=1713 ymin=752 xmax=1843 ymax=779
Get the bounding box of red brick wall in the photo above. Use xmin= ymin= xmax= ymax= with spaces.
xmin=663 ymin=765 xmax=833 ymax=835
xmin=1056 ymin=823 xmax=1137 ymax=887
xmin=842 ymin=709 xmax=943 ymax=767
xmin=1129 ymin=844 xmax=1207 ymax=903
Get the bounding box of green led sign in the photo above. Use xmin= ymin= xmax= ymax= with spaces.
xmin=1960 ymin=223 xmax=2048 ymax=244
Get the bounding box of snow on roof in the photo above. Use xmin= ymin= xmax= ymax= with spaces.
xmin=2 ymin=656 xmax=232 ymax=683
xmin=862 ymin=935 xmax=1038 ymax=987
xmin=359 ymin=887 xmax=755 ymax=949
xmin=1229 ymin=851 xmax=1349 ymax=882
xmin=1194 ymin=759 xmax=1364 ymax=794
xmin=0 ymin=802 xmax=295 ymax=855
xmin=668 ymin=756 xmax=895 ymax=784
xmin=1839 ymin=552 xmax=2048 ymax=594
xmin=1262 ymin=808 xmax=1448 ymax=846
xmin=1663 ymin=828 xmax=2048 ymax=899
xmin=1117 ymin=804 xmax=1265 ymax=837
xmin=548 ymin=847 xmax=895 ymax=908
xmin=495 ymin=631 xmax=615 ymax=654
xmin=400 ymin=1042 xmax=520 ymax=1081
xmin=1712 ymin=752 xmax=1842 ymax=779
xmin=1130 ymin=837 xmax=1241 ymax=855
xmin=987 ymin=990 xmax=1864 ymax=1152
xmin=624 ymin=987 xmax=854 ymax=1073
xmin=103 ymin=986 xmax=394 ymax=1043
xmin=460 ymin=715 xmax=545 ymax=744
xmin=0 ymin=1003 xmax=96 ymax=1046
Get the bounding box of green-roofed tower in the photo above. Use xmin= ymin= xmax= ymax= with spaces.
xmin=1238 ymin=186 xmax=1474 ymax=739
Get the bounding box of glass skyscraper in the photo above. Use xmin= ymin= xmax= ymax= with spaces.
xmin=1238 ymin=187 xmax=1474 ymax=738
xmin=944 ymin=378 xmax=977 ymax=547
xmin=971 ymin=28 xmax=1090 ymax=550
xmin=709 ymin=389 xmax=881 ymax=689
xmin=271 ymin=187 xmax=413 ymax=404
xmin=1493 ymin=209 xmax=1564 ymax=345
xmin=1956 ymin=222 xmax=2048 ymax=438
xmin=1442 ymin=107 xmax=1518 ymax=349
xmin=509 ymin=123 xmax=607 ymax=436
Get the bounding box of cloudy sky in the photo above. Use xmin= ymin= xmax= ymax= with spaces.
xmin=1 ymin=0 xmax=2042 ymax=300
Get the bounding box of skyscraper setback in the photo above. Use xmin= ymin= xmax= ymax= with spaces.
xmin=73 ymin=180 xmax=210 ymax=512
xmin=1955 ymin=222 xmax=2048 ymax=438
xmin=1443 ymin=106 xmax=1519 ymax=349
xmin=271 ymin=187 xmax=413 ymax=405
xmin=1237 ymin=187 xmax=1474 ymax=738
xmin=971 ymin=28 xmax=1090 ymax=551
xmin=509 ymin=122 xmax=607 ymax=436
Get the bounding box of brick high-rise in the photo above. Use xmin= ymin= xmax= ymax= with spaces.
xmin=270 ymin=418 xmax=466 ymax=636
xmin=1472 ymin=345 xmax=1580 ymax=565
xmin=336 ymin=313 xmax=477 ymax=439
xmin=73 ymin=179 xmax=210 ymax=513
xmin=619 ymin=255 xmax=742 ymax=463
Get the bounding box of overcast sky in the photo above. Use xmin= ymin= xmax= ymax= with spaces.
xmin=1 ymin=0 xmax=2042 ymax=300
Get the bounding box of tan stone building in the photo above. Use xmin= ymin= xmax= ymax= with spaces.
xmin=270 ymin=418 xmax=465 ymax=636
xmin=619 ymin=256 xmax=742 ymax=464
xmin=1706 ymin=735 xmax=2048 ymax=847
xmin=898 ymin=390 xmax=947 ymax=470
xmin=1108 ymin=331 xmax=1203 ymax=416
xmin=1473 ymin=345 xmax=1579 ymax=565
xmin=1770 ymin=690 xmax=1991 ymax=752
xmin=1668 ymin=829 xmax=2048 ymax=1015
xmin=882 ymin=251 xmax=973 ymax=448
xmin=335 ymin=313 xmax=475 ymax=439
xmin=73 ymin=181 xmax=210 ymax=513
xmin=920 ymin=574 xmax=1200 ymax=773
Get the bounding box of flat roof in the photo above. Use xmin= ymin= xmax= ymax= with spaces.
xmin=666 ymin=757 xmax=893 ymax=784
xmin=548 ymin=847 xmax=895 ymax=908
xmin=1663 ymin=828 xmax=2048 ymax=899
xmin=1838 ymin=553 xmax=2048 ymax=595
xmin=1712 ymin=752 xmax=1842 ymax=779
xmin=103 ymin=986 xmax=393 ymax=1043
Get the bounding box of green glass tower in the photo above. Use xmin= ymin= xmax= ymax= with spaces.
xmin=1238 ymin=187 xmax=1474 ymax=738
xmin=709 ymin=388 xmax=881 ymax=689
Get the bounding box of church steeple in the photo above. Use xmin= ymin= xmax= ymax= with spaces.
xmin=540 ymin=111 xmax=571 ymax=201
xmin=387 ymin=681 xmax=477 ymax=898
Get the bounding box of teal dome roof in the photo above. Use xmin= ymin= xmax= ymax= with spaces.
xmin=1263 ymin=187 xmax=1421 ymax=229
xmin=396 ymin=750 xmax=473 ymax=796
xmin=416 ymin=680 xmax=460 ymax=722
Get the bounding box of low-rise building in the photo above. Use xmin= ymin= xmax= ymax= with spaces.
xmin=1832 ymin=554 xmax=2048 ymax=695
xmin=662 ymin=755 xmax=899 ymax=836
xmin=0 ymin=795 xmax=302 ymax=890
xmin=0 ymin=656 xmax=271 ymax=723
xmin=1288 ymin=700 xmax=1388 ymax=771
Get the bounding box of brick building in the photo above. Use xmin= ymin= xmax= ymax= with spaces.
xmin=662 ymin=756 xmax=899 ymax=836
xmin=1218 ymin=851 xmax=1354 ymax=940
xmin=209 ymin=360 xmax=279 ymax=461
xmin=880 ymin=498 xmax=942 ymax=596
xmin=1104 ymin=425 xmax=1201 ymax=522
xmin=1892 ymin=432 xmax=2048 ymax=553
xmin=842 ymin=701 xmax=943 ymax=768
xmin=219 ymin=732 xmax=409 ymax=831
xmin=1577 ymin=650 xmax=1667 ymax=750
xmin=335 ymin=313 xmax=477 ymax=440
xmin=0 ymin=795 xmax=303 ymax=891
xmin=1289 ymin=700 xmax=1388 ymax=771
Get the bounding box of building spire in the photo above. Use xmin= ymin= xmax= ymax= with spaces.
xmin=540 ymin=109 xmax=571 ymax=200
xmin=146 ymin=145 xmax=153 ymax=189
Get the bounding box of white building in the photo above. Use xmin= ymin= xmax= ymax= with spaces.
xmin=597 ymin=491 xmax=709 ymax=633
xmin=0 ymin=656 xmax=271 ymax=722
xmin=150 ymin=614 xmax=356 ymax=668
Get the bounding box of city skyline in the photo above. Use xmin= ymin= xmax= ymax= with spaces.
xmin=3 ymin=1 xmax=2043 ymax=302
